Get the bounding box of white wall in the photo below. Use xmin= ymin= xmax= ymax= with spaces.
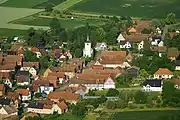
xmin=17 ymin=82 xmax=29 ymax=86
xmin=154 ymin=74 xmax=173 ymax=79
xmin=103 ymin=64 xmax=125 ymax=68
xmin=27 ymin=108 xmax=53 ymax=114
xmin=175 ymin=66 xmax=180 ymax=71
xmin=142 ymin=86 xmax=162 ymax=92
xmin=39 ymin=86 xmax=54 ymax=94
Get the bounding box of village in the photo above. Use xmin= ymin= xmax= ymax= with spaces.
xmin=1 ymin=14 xmax=180 ymax=120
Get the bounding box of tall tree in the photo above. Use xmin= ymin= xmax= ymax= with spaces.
xmin=24 ymin=50 xmax=38 ymax=62
xmin=165 ymin=13 xmax=176 ymax=25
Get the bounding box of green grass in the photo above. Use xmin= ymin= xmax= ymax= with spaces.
xmin=84 ymin=115 xmax=96 ymax=120
xmin=0 ymin=0 xmax=48 ymax=8
xmin=43 ymin=113 xmax=82 ymax=120
xmin=0 ymin=28 xmax=27 ymax=36
xmin=69 ymin=0 xmax=180 ymax=18
xmin=112 ymin=110 xmax=180 ymax=120
xmin=12 ymin=17 xmax=105 ymax=29
xmin=33 ymin=0 xmax=67 ymax=9
xmin=54 ymin=0 xmax=85 ymax=10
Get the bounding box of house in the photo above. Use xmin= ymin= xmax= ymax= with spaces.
xmin=137 ymin=40 xmax=144 ymax=50
xmin=53 ymin=49 xmax=63 ymax=59
xmin=64 ymin=50 xmax=72 ymax=60
xmin=156 ymin=27 xmax=162 ymax=35
xmin=151 ymin=46 xmax=167 ymax=57
xmin=16 ymin=88 xmax=31 ymax=101
xmin=30 ymin=47 xmax=42 ymax=58
xmin=20 ymin=62 xmax=39 ymax=76
xmin=43 ymin=66 xmax=59 ymax=78
xmin=95 ymin=51 xmax=127 ymax=68
xmin=27 ymin=100 xmax=68 ymax=114
xmin=6 ymin=92 xmax=19 ymax=108
xmin=167 ymin=47 xmax=179 ymax=60
xmin=126 ymin=66 xmax=140 ymax=77
xmin=175 ymin=55 xmax=180 ymax=70
xmin=0 ymin=105 xmax=18 ymax=115
xmin=0 ymin=84 xmax=5 ymax=96
xmin=95 ymin=42 xmax=108 ymax=51
xmin=65 ymin=86 xmax=87 ymax=97
xmin=0 ymin=55 xmax=23 ymax=66
xmin=154 ymin=68 xmax=173 ymax=79
xmin=3 ymin=115 xmax=19 ymax=120
xmin=59 ymin=64 xmax=77 ymax=78
xmin=70 ymin=73 xmax=115 ymax=90
xmin=16 ymin=75 xmax=29 ymax=86
xmin=69 ymin=58 xmax=85 ymax=72
xmin=0 ymin=98 xmax=11 ymax=106
xmin=151 ymin=37 xmax=163 ymax=47
xmin=32 ymin=80 xmax=54 ymax=95
xmin=48 ymin=72 xmax=67 ymax=84
xmin=8 ymin=45 xmax=25 ymax=56
xmin=172 ymin=78 xmax=180 ymax=89
xmin=119 ymin=41 xmax=132 ymax=49
xmin=83 ymin=36 xmax=93 ymax=58
xmin=117 ymin=33 xmax=126 ymax=43
xmin=48 ymin=91 xmax=80 ymax=104
xmin=3 ymin=78 xmax=13 ymax=88
xmin=126 ymin=53 xmax=134 ymax=62
xmin=142 ymin=79 xmax=162 ymax=92
xmin=128 ymin=27 xmax=137 ymax=33
xmin=125 ymin=33 xmax=149 ymax=50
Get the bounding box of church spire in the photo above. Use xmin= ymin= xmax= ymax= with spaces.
xmin=86 ymin=35 xmax=90 ymax=42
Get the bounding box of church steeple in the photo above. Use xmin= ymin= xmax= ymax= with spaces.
xmin=86 ymin=35 xmax=90 ymax=42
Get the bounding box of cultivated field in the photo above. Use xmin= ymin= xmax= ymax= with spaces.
xmin=54 ymin=0 xmax=84 ymax=10
xmin=0 ymin=0 xmax=48 ymax=8
xmin=0 ymin=28 xmax=27 ymax=36
xmin=112 ymin=110 xmax=179 ymax=120
xmin=33 ymin=0 xmax=66 ymax=9
xmin=69 ymin=0 xmax=180 ymax=18
xmin=12 ymin=17 xmax=105 ymax=29
xmin=0 ymin=7 xmax=49 ymax=30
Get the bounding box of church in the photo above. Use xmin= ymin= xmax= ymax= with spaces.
xmin=83 ymin=36 xmax=93 ymax=58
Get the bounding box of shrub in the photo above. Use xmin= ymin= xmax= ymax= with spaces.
xmin=156 ymin=104 xmax=161 ymax=108
xmin=146 ymin=104 xmax=153 ymax=108
xmin=139 ymin=106 xmax=144 ymax=109
xmin=34 ymin=93 xmax=41 ymax=98
xmin=128 ymin=104 xmax=137 ymax=109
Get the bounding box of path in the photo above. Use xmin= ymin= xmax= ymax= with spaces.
xmin=162 ymin=25 xmax=169 ymax=40
xmin=54 ymin=0 xmax=85 ymax=10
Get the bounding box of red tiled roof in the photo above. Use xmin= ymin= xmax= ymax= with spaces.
xmin=31 ymin=47 xmax=40 ymax=52
xmin=58 ymin=100 xmax=68 ymax=110
xmin=48 ymin=91 xmax=79 ymax=101
xmin=23 ymin=62 xmax=39 ymax=69
xmin=0 ymin=84 xmax=4 ymax=91
xmin=16 ymin=89 xmax=29 ymax=96
xmin=154 ymin=68 xmax=173 ymax=75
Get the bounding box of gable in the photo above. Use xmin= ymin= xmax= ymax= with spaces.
xmin=104 ymin=77 xmax=115 ymax=85
xmin=95 ymin=61 xmax=101 ymax=65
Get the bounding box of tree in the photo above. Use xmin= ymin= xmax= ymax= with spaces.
xmin=106 ymin=101 xmax=116 ymax=109
xmin=139 ymin=69 xmax=149 ymax=78
xmin=116 ymin=100 xmax=127 ymax=108
xmin=141 ymin=28 xmax=152 ymax=34
xmin=39 ymin=56 xmax=49 ymax=69
xmin=162 ymin=81 xmax=176 ymax=105
xmin=106 ymin=88 xmax=119 ymax=96
xmin=165 ymin=13 xmax=176 ymax=25
xmin=45 ymin=3 xmax=54 ymax=12
xmin=24 ymin=50 xmax=38 ymax=62
xmin=74 ymin=48 xmax=82 ymax=58
xmin=72 ymin=103 xmax=87 ymax=117
xmin=151 ymin=19 xmax=165 ymax=28
xmin=49 ymin=18 xmax=61 ymax=35
xmin=91 ymin=27 xmax=106 ymax=42
xmin=134 ymin=91 xmax=146 ymax=104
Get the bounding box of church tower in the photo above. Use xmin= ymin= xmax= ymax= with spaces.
xmin=83 ymin=35 xmax=93 ymax=57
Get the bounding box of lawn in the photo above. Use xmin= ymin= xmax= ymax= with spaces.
xmin=12 ymin=17 xmax=105 ymax=29
xmin=69 ymin=0 xmax=180 ymax=18
xmin=112 ymin=110 xmax=180 ymax=120
xmin=0 ymin=28 xmax=27 ymax=36
xmin=0 ymin=0 xmax=48 ymax=8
